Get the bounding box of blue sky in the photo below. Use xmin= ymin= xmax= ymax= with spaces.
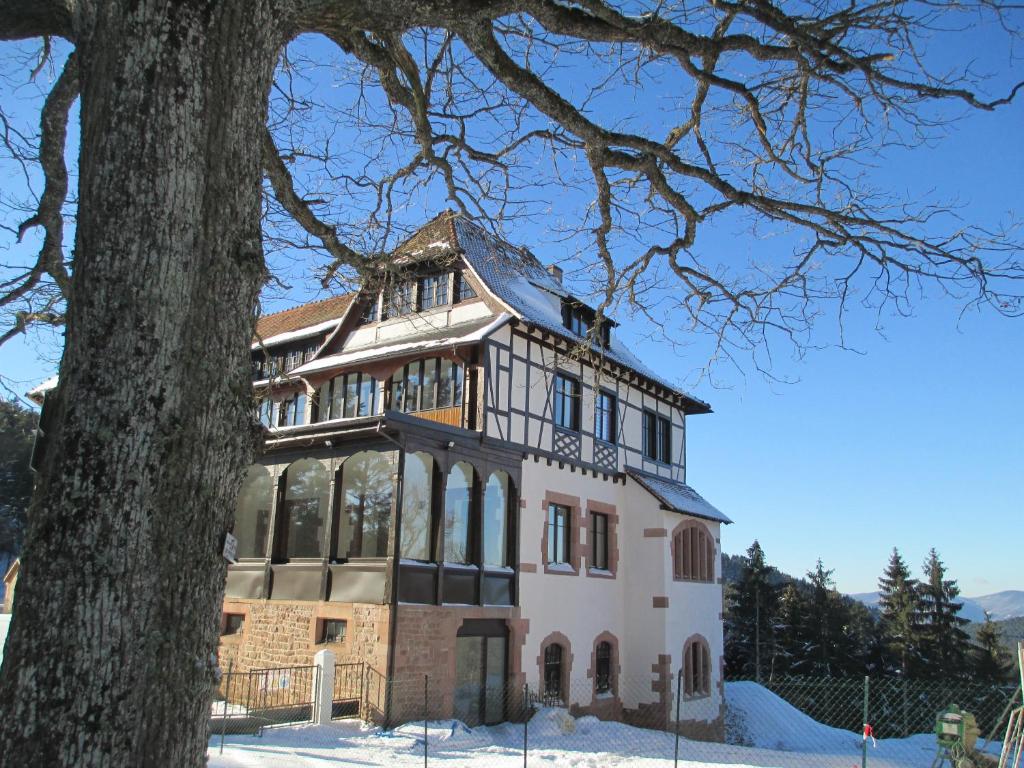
xmin=1 ymin=17 xmax=1021 ymax=598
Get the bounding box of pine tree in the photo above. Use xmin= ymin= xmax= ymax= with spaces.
xmin=973 ymin=612 xmax=1012 ymax=682
xmin=724 ymin=540 xmax=779 ymax=680
xmin=877 ymin=548 xmax=922 ymax=676
xmin=918 ymin=549 xmax=971 ymax=677
xmin=801 ymin=559 xmax=849 ymax=677
xmin=772 ymin=582 xmax=807 ymax=678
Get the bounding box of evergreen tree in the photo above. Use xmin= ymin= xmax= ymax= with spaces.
xmin=844 ymin=599 xmax=885 ymax=676
xmin=724 ymin=540 xmax=779 ymax=680
xmin=973 ymin=612 xmax=1012 ymax=682
xmin=918 ymin=549 xmax=971 ymax=677
xmin=771 ymin=582 xmax=807 ymax=678
xmin=877 ymin=548 xmax=922 ymax=676
xmin=800 ymin=559 xmax=850 ymax=676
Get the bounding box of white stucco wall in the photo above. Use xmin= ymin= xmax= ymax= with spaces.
xmin=516 ymin=461 xmax=725 ymax=723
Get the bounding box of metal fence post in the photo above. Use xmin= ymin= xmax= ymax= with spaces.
xmin=220 ymin=660 xmax=232 ymax=755
xmin=523 ymin=683 xmax=529 ymax=768
xmin=674 ymin=668 xmax=683 ymax=768
xmin=862 ymin=675 xmax=870 ymax=768
xmin=424 ymin=674 xmax=429 ymax=768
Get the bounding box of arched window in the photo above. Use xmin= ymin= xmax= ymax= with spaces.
xmin=316 ymin=372 xmax=379 ymax=421
xmin=544 ymin=644 xmax=564 ymax=703
xmin=277 ymin=459 xmax=329 ymax=560
xmin=683 ymin=636 xmax=712 ymax=698
xmin=444 ymin=462 xmax=474 ymax=564
xmin=483 ymin=471 xmax=510 ymax=567
xmin=595 ymin=641 xmax=613 ymax=695
xmin=390 ymin=357 xmax=464 ymax=414
xmin=337 ymin=451 xmax=393 ymax=559
xmin=673 ymin=521 xmax=715 ymax=582
xmin=234 ymin=465 xmax=272 ymax=559
xmin=400 ymin=452 xmax=434 ymax=561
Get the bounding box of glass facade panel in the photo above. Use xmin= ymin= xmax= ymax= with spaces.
xmin=337 ymin=451 xmax=393 ymax=559
xmin=235 ymin=465 xmax=272 ymax=559
xmin=400 ymin=452 xmax=433 ymax=561
xmin=444 ymin=462 xmax=473 ymax=564
xmin=421 ymin=358 xmax=438 ymax=410
xmin=484 ymin=636 xmax=506 ymax=723
xmin=404 ymin=363 xmax=422 ymax=413
xmin=453 ymin=636 xmax=484 ymax=726
xmin=281 ymin=458 xmax=329 ymax=558
xmin=483 ymin=471 xmax=509 ymax=567
xmin=358 ymin=377 xmax=375 ymax=417
xmin=344 ymin=376 xmax=359 ymax=418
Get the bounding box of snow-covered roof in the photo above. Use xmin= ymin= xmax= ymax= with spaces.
xmin=626 ymin=468 xmax=731 ymax=524
xmin=252 ymin=317 xmax=342 ymax=350
xmin=27 ymin=375 xmax=58 ymax=403
xmin=293 ymin=313 xmax=510 ymax=376
xmin=447 ymin=216 xmax=710 ymax=413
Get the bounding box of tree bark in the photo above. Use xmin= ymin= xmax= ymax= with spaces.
xmin=0 ymin=2 xmax=284 ymax=765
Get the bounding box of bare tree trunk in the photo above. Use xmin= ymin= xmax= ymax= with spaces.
xmin=0 ymin=3 xmax=283 ymax=765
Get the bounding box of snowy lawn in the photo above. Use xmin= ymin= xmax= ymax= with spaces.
xmin=0 ymin=613 xmax=9 ymax=665
xmin=206 ymin=685 xmax=981 ymax=768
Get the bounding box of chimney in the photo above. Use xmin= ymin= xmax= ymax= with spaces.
xmin=547 ymin=264 xmax=563 ymax=284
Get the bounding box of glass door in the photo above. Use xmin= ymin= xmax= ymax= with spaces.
xmin=454 ymin=621 xmax=508 ymax=726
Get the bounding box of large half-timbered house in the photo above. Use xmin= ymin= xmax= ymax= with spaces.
xmin=217 ymin=211 xmax=732 ymax=737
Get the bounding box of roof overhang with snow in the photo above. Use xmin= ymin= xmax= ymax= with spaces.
xmin=626 ymin=468 xmax=732 ymax=524
xmin=292 ymin=313 xmax=510 ymax=377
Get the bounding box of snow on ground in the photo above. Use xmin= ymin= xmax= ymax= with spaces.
xmin=0 ymin=613 xmax=10 ymax=666
xmin=207 ymin=686 xmax=963 ymax=768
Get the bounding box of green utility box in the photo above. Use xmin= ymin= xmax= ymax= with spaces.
xmin=935 ymin=705 xmax=980 ymax=752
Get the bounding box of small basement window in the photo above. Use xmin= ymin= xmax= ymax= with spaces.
xmin=320 ymin=619 xmax=348 ymax=644
xmin=222 ymin=613 xmax=245 ymax=636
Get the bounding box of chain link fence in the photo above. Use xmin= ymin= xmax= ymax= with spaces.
xmin=207 ymin=667 xmax=1021 ymax=768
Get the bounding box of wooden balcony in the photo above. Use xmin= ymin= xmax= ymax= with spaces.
xmin=414 ymin=405 xmax=463 ymax=428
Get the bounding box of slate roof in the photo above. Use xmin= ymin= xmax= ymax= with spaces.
xmin=400 ymin=211 xmax=710 ymax=413
xmin=255 ymin=294 xmax=353 ymax=342
xmin=626 ymin=468 xmax=732 ymax=524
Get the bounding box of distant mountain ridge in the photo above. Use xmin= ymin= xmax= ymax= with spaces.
xmin=849 ymin=589 xmax=1024 ymax=623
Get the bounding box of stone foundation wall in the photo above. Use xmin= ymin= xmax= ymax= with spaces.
xmin=217 ymin=599 xmax=391 ymax=675
xmin=388 ymin=604 xmax=523 ymax=724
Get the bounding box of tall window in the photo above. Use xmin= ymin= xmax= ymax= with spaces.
xmin=391 ymin=358 xmax=463 ymax=413
xmin=483 ymin=471 xmax=510 ymax=567
xmin=257 ymin=398 xmax=274 ymax=428
xmin=595 ymin=641 xmax=612 ymax=694
xmin=360 ymin=296 xmax=379 ymax=324
xmin=317 ymin=372 xmax=378 ymax=421
xmin=400 ymin=452 xmax=433 ymax=561
xmin=591 ymin=512 xmax=608 ymax=570
xmin=336 ymin=451 xmax=393 ymax=559
xmin=595 ymin=390 xmax=617 ymax=444
xmin=643 ymin=410 xmax=672 ymax=463
xmin=684 ymin=638 xmax=712 ymax=698
xmin=235 ymin=465 xmax=272 ymax=559
xmin=546 ymin=504 xmax=571 ymax=565
xmin=277 ymin=392 xmax=306 ymax=427
xmin=417 ymin=274 xmax=449 ymax=310
xmin=277 ymin=458 xmax=329 ymax=560
xmin=454 ymin=271 xmax=476 ymax=302
xmin=384 ymin=280 xmax=414 ymax=318
xmin=673 ymin=522 xmax=714 ymax=582
xmin=544 ymin=644 xmax=564 ymax=702
xmin=553 ymin=373 xmax=580 ymax=431
xmin=444 ymin=462 xmax=474 ymax=564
